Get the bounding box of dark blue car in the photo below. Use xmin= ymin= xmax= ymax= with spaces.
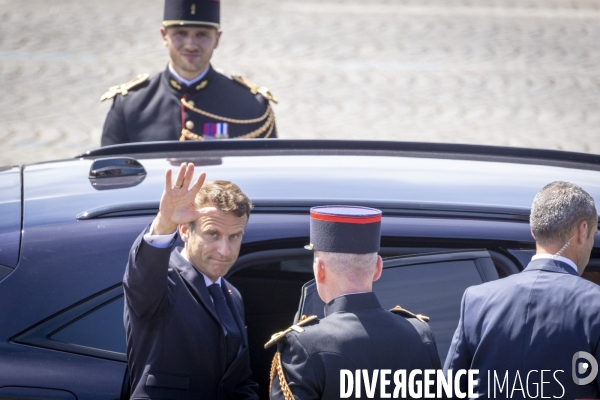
xmin=0 ymin=140 xmax=598 ymax=399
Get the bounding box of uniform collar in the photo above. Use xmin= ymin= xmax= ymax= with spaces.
xmin=164 ymin=64 xmax=213 ymax=93
xmin=324 ymin=292 xmax=382 ymax=317
xmin=168 ymin=63 xmax=209 ymax=87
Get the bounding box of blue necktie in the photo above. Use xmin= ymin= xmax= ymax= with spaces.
xmin=207 ymin=283 xmax=242 ymax=366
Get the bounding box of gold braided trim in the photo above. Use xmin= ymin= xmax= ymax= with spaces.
xmin=179 ymin=106 xmax=275 ymax=141
xmin=179 ymin=128 xmax=203 ymax=141
xmin=263 ymin=118 xmax=275 ymax=139
xmin=100 ymin=73 xmax=150 ymax=102
xmin=269 ymin=352 xmax=294 ymax=400
xmin=181 ymin=98 xmax=270 ymax=124
xmin=162 ymin=20 xmax=220 ymax=30
xmin=389 ymin=305 xmax=430 ymax=323
xmin=234 ymin=107 xmax=275 ymax=139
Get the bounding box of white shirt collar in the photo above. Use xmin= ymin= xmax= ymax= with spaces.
xmin=531 ymin=254 xmax=578 ymax=274
xmin=179 ymin=248 xmax=222 ymax=287
xmin=200 ymin=271 xmax=222 ymax=288
xmin=168 ymin=63 xmax=210 ymax=87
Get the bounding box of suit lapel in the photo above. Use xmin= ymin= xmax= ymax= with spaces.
xmin=171 ymin=250 xmax=246 ymax=379
xmin=170 ymin=249 xmax=221 ymax=324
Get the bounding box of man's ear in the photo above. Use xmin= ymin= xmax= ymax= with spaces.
xmin=531 ymin=230 xmax=537 ymax=240
xmin=160 ymin=26 xmax=168 ymax=46
xmin=577 ymin=220 xmax=589 ymax=243
xmin=372 ymin=255 xmax=383 ymax=282
xmin=314 ymin=256 xmax=326 ymax=284
xmin=179 ymin=223 xmax=190 ymax=243
xmin=214 ymin=30 xmax=222 ymax=49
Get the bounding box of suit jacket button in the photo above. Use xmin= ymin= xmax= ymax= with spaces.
xmin=187 ymin=100 xmax=195 ymax=107
xmin=185 ymin=121 xmax=195 ymax=130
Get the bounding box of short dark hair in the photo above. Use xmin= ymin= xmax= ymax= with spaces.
xmin=530 ymin=181 xmax=597 ymax=246
xmin=189 ymin=180 xmax=253 ymax=230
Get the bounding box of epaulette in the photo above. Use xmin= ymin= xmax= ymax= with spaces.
xmin=264 ymin=315 xmax=318 ymax=349
xmin=390 ymin=305 xmax=430 ymax=323
xmin=232 ymin=74 xmax=278 ymax=104
xmin=99 ymin=73 xmax=150 ymax=102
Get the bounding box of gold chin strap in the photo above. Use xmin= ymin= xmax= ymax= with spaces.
xmin=270 ymin=352 xmax=294 ymax=400
xmin=179 ymin=99 xmax=276 ymax=141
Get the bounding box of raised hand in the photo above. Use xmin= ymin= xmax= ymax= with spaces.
xmin=153 ymin=163 xmax=207 ymax=235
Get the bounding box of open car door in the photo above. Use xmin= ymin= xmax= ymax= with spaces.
xmin=294 ymin=250 xmax=499 ymax=363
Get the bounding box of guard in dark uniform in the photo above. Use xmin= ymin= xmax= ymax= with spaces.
xmin=100 ymin=0 xmax=277 ymax=146
xmin=266 ymin=206 xmax=442 ymax=400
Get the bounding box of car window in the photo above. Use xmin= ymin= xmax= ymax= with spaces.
xmin=506 ymin=249 xmax=535 ymax=269
xmin=374 ymin=258 xmax=485 ymax=363
xmin=13 ymin=285 xmax=127 ymax=361
xmin=228 ymin=252 xmax=315 ymax=400
xmin=295 ymin=251 xmax=496 ymax=365
xmin=50 ymin=296 xmax=126 ymax=354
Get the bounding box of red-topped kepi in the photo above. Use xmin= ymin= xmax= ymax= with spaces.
xmin=305 ymin=206 xmax=382 ymax=254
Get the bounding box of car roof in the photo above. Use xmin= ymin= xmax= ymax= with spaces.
xmin=22 ymin=140 xmax=600 ymax=228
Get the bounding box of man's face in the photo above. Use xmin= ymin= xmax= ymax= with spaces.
xmin=180 ymin=207 xmax=247 ymax=282
xmin=161 ymin=26 xmax=221 ymax=79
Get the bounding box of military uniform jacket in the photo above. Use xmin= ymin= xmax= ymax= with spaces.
xmin=444 ymin=258 xmax=600 ymax=399
xmin=101 ymin=65 xmax=276 ymax=146
xmin=123 ymin=226 xmax=259 ymax=400
xmin=271 ymin=292 xmax=442 ymax=400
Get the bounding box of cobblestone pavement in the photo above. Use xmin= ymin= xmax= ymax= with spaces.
xmin=1 ymin=0 xmax=600 ymax=165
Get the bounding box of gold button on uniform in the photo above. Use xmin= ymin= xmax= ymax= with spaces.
xmin=187 ymin=100 xmax=195 ymax=107
xmin=185 ymin=121 xmax=195 ymax=130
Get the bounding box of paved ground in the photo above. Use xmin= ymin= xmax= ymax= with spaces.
xmin=1 ymin=0 xmax=600 ymax=165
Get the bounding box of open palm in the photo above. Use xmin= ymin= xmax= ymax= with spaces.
xmin=155 ymin=163 xmax=207 ymax=233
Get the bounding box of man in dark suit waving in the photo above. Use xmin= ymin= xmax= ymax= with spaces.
xmin=123 ymin=163 xmax=258 ymax=399
xmin=445 ymin=181 xmax=600 ymax=399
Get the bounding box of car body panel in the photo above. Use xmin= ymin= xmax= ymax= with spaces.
xmin=0 ymin=344 xmax=126 ymax=400
xmin=2 ymin=141 xmax=599 ymax=399
xmin=0 ymin=217 xmax=148 ymax=338
xmin=22 ymin=154 xmax=600 ymax=230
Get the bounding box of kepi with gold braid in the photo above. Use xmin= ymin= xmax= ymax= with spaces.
xmin=163 ymin=0 xmax=220 ymax=29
